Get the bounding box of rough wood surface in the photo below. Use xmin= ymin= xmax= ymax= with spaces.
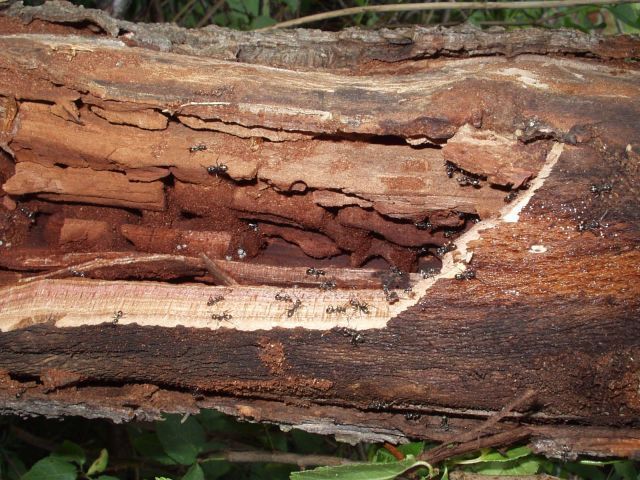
xmin=0 ymin=1 xmax=639 ymax=460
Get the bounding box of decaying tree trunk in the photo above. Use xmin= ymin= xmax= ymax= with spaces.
xmin=0 ymin=0 xmax=639 ymax=461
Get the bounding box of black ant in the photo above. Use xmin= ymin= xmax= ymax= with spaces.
xmin=436 ymin=243 xmax=457 ymax=256
xmin=211 ymin=311 xmax=233 ymax=322
xmin=419 ymin=268 xmax=438 ymax=279
xmin=440 ymin=416 xmax=450 ymax=431
xmin=275 ymin=291 xmax=292 ymax=302
xmin=577 ymin=220 xmax=601 ymax=232
xmin=319 ymin=281 xmax=336 ymax=290
xmin=207 ymin=295 xmax=224 ymax=306
xmin=445 ymin=161 xmax=458 ymax=178
xmin=349 ymin=298 xmax=370 ymax=314
xmin=458 ymin=211 xmax=480 ymax=223
xmin=390 ymin=266 xmax=404 ymax=277
xmin=403 ymin=286 xmax=415 ymax=299
xmin=189 ymin=144 xmax=207 ymax=152
xmin=415 ymin=220 xmax=432 ymax=230
xmin=455 ymin=270 xmax=476 ymax=281
xmin=504 ymin=191 xmax=518 ymax=203
xmin=335 ymin=327 xmax=365 ymax=346
xmin=457 ymin=175 xmax=481 ymax=188
xmin=248 ymin=222 xmax=259 ymax=232
xmin=369 ymin=400 xmax=391 ymax=410
xmin=326 ymin=305 xmax=347 ymax=314
xmin=306 ymin=267 xmax=326 ymax=278
xmin=590 ymin=183 xmax=612 ymax=196
xmin=286 ymin=299 xmax=302 ymax=318
xmin=382 ymin=285 xmax=400 ymax=304
xmin=577 ymin=209 xmax=609 ymax=233
xmin=206 ymin=161 xmax=228 ymax=177
xmin=18 ymin=206 xmax=36 ymax=224
xmin=112 ymin=310 xmax=123 ymax=324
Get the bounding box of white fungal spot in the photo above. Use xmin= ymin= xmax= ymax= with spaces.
xmin=237 ymin=248 xmax=247 ymax=260
xmin=495 ymin=68 xmax=550 ymax=90
xmin=529 ymin=245 xmax=547 ymax=254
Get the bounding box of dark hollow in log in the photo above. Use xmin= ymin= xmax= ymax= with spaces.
xmin=0 ymin=1 xmax=639 ymax=460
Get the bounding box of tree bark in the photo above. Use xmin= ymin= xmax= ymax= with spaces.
xmin=0 ymin=0 xmax=639 ymax=460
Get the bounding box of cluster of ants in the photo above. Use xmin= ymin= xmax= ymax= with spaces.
xmin=446 ymin=161 xmax=524 ymax=204
xmin=577 ymin=183 xmax=613 ymax=233
xmin=445 ymin=161 xmax=483 ymax=189
xmin=207 ymin=294 xmax=234 ymax=325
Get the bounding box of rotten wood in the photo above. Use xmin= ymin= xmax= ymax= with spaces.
xmin=0 ymin=1 xmax=639 ymax=461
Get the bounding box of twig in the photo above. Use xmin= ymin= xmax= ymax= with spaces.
xmin=384 ymin=442 xmax=405 ymax=460
xmin=196 ymin=0 xmax=225 ymax=28
xmin=257 ymin=0 xmax=638 ymax=30
xmin=10 ymin=425 xmax=57 ymax=452
xmin=17 ymin=253 xmax=201 ymax=284
xmin=200 ymin=253 xmax=239 ymax=286
xmin=205 ymin=450 xmax=355 ymax=467
xmin=419 ymin=390 xmax=536 ymax=464
xmin=421 ymin=426 xmax=532 ymax=464
xmin=447 ymin=389 xmax=536 ymax=444
xmin=172 ymin=0 xmax=198 ymax=23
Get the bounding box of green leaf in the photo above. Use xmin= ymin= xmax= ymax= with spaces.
xmin=250 ymin=15 xmax=277 ymax=29
xmin=131 ymin=433 xmax=177 ymax=466
xmin=155 ymin=477 xmax=174 ymax=480
xmin=478 ymin=446 xmax=531 ymax=463
xmin=397 ymin=442 xmax=425 ymax=458
xmin=227 ymin=11 xmax=251 ymax=29
xmin=455 ymin=446 xmax=532 ymax=466
xmin=613 ymin=461 xmax=639 ymax=480
xmin=181 ymin=464 xmax=204 ymax=480
xmin=200 ymin=460 xmax=231 ymax=480
xmin=225 ymin=0 xmax=245 ymax=12
xmin=95 ymin=476 xmax=120 ymax=480
xmin=244 ymin=0 xmax=260 ymax=17
xmin=226 ymin=0 xmax=259 ymax=16
xmin=441 ymin=466 xmax=449 ymax=480
xmin=465 ymin=457 xmax=540 ymax=476
xmin=22 ymin=456 xmax=77 ymax=480
xmin=156 ymin=415 xmax=206 ymax=466
xmin=197 ymin=410 xmax=236 ymax=433
xmin=52 ymin=441 xmax=86 ymax=466
xmin=371 ymin=448 xmax=399 ymax=464
xmin=608 ymin=4 xmax=640 ymax=28
xmin=86 ymin=449 xmax=108 ymax=477
xmin=290 ymin=455 xmax=432 ymax=480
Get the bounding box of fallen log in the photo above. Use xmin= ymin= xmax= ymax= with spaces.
xmin=0 ymin=0 xmax=639 ymax=460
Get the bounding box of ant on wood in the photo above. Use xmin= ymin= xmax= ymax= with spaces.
xmin=189 ymin=143 xmax=207 ymax=153
xmin=112 ymin=310 xmax=124 ymax=325
xmin=306 ymin=267 xmax=326 ymax=278
xmin=206 ymin=161 xmax=228 ymax=177
xmin=207 ymin=295 xmax=225 ymax=306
